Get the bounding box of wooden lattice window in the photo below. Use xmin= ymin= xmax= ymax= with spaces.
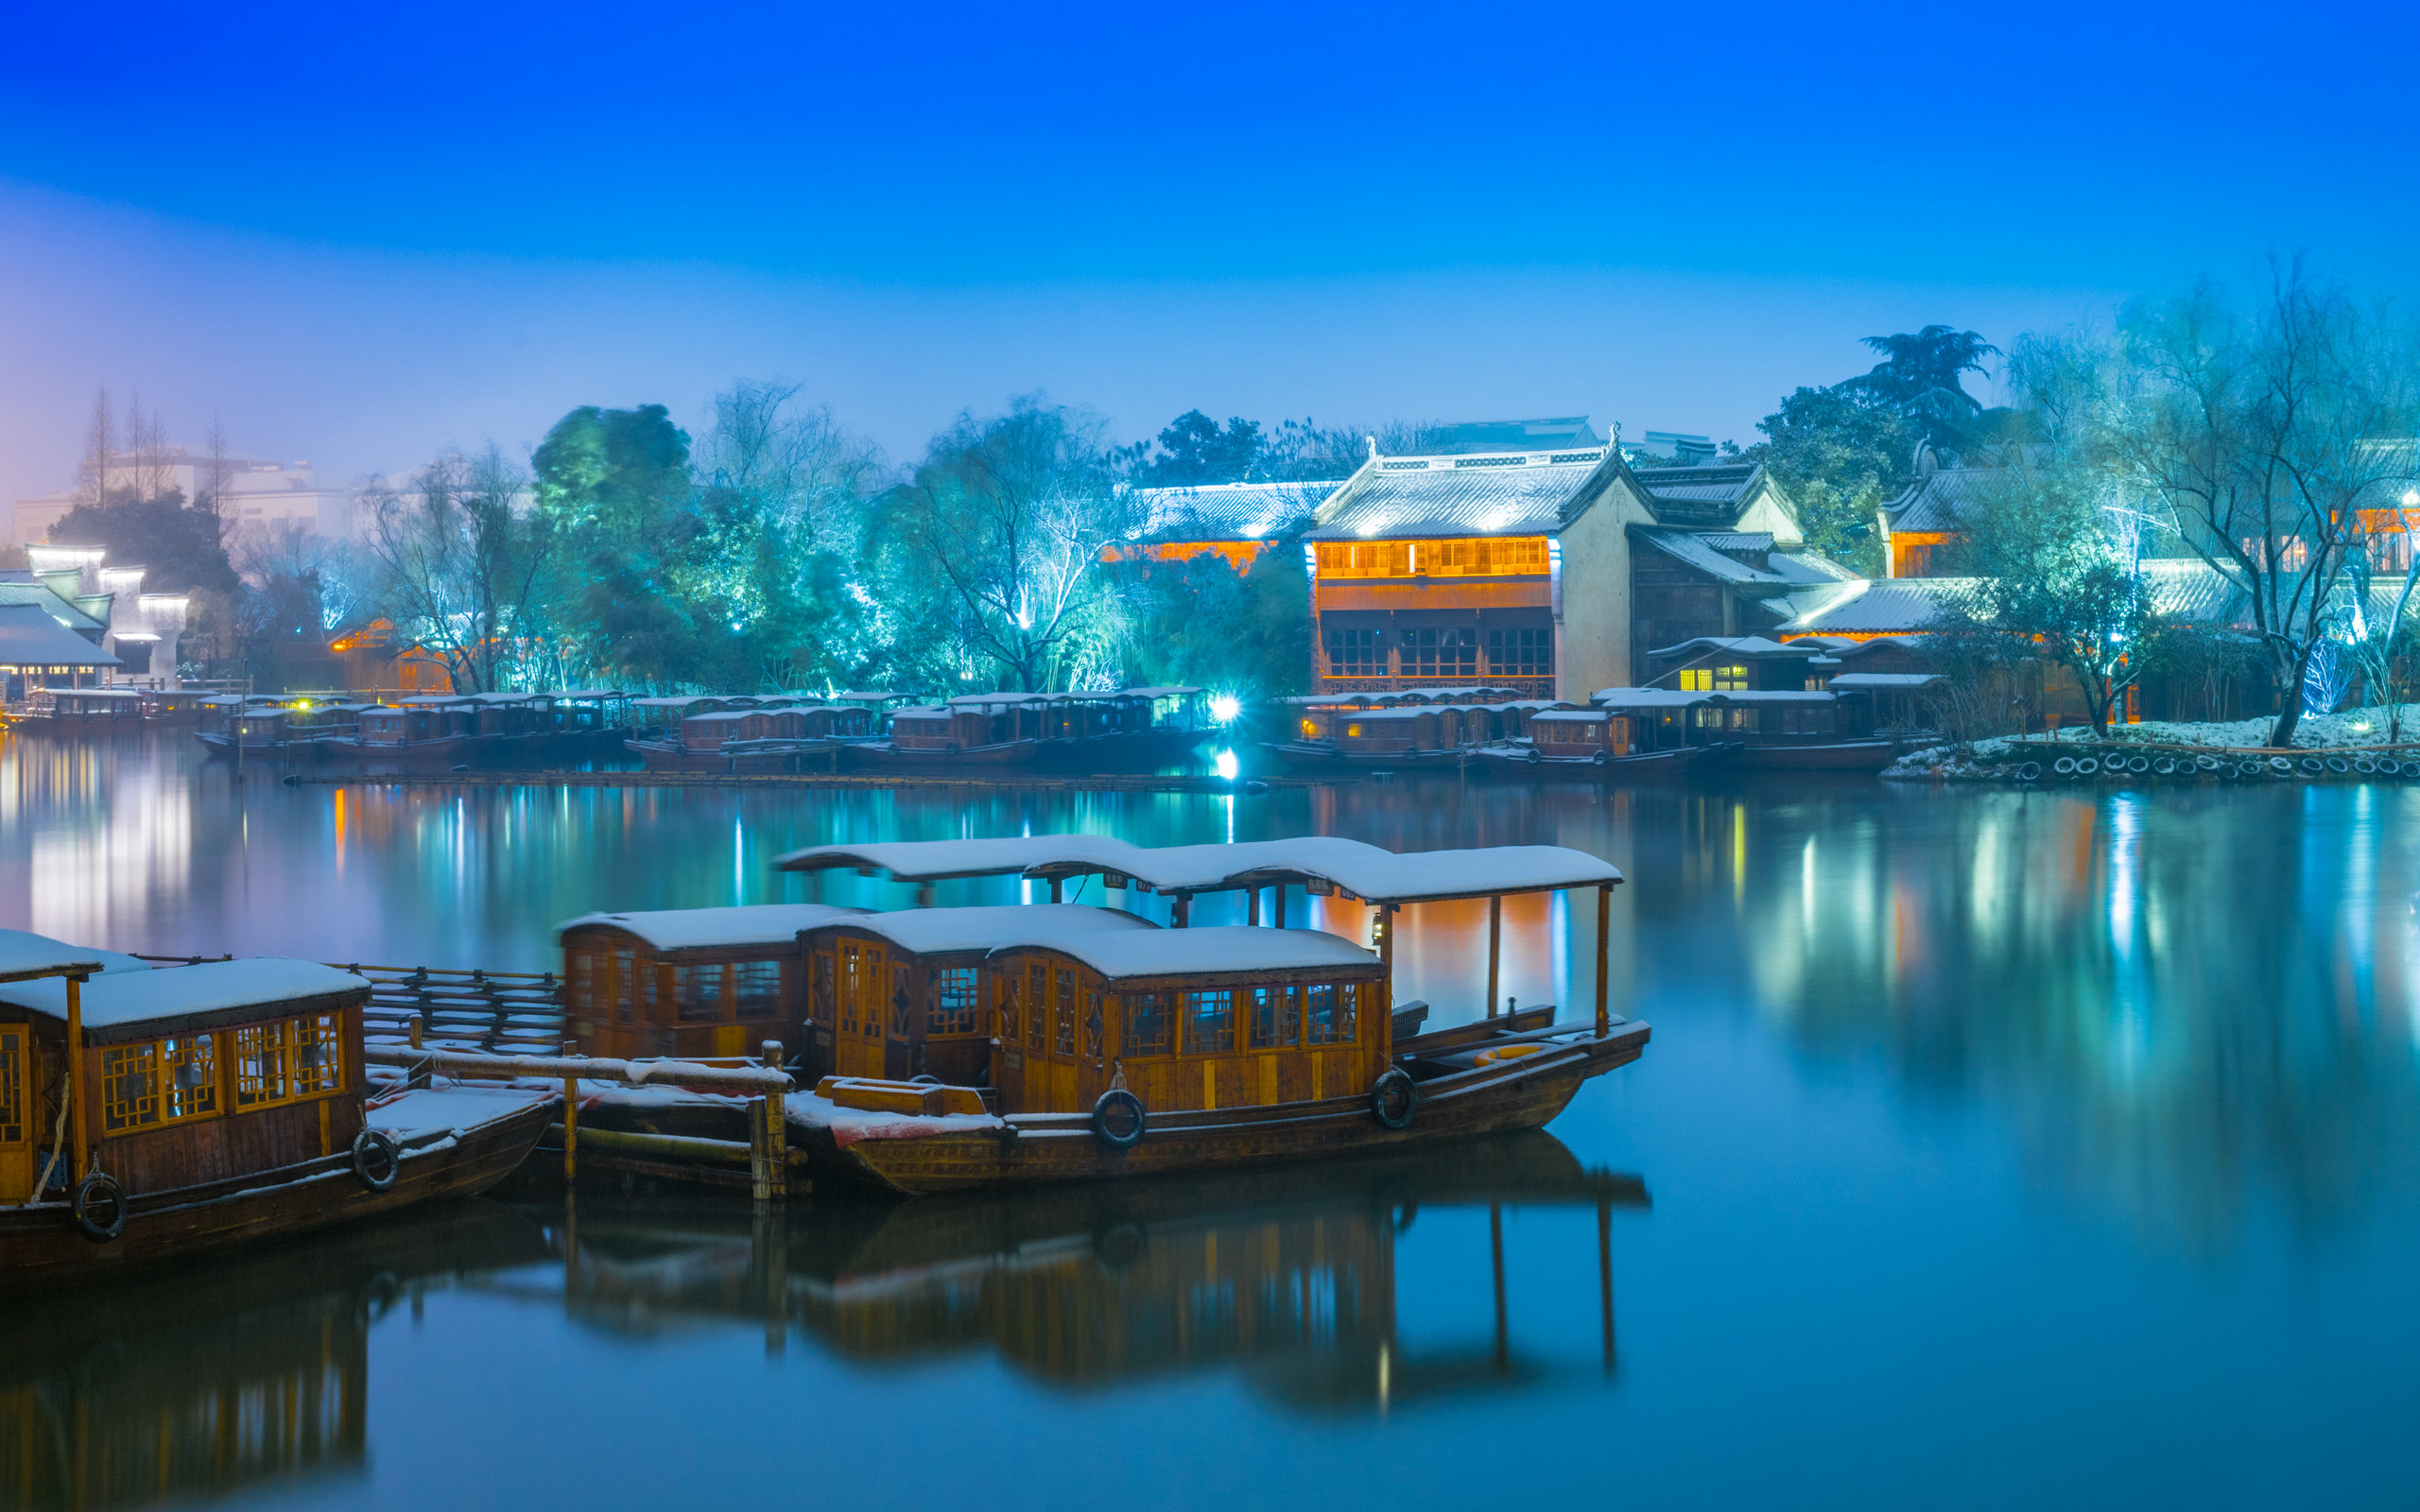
xmin=1125 ymin=991 xmax=1172 ymax=1057
xmin=1026 ymin=964 xmax=1047 ymax=1051
xmin=1250 ymin=986 xmax=1299 ymax=1049
xmin=611 ymin=949 xmax=635 ymax=1024
xmin=1305 ymin=983 xmax=1358 ymax=1046
xmin=995 ymin=971 xmax=1020 ymax=1041
xmin=0 ymin=1028 xmax=21 ymax=1145
xmin=889 ymin=966 xmax=911 ymax=1037
xmin=676 ymin=964 xmax=726 ymax=1023
xmin=812 ymin=953 xmax=835 ymax=1028
xmin=1184 ymin=989 xmax=1236 ymax=1054
xmin=735 ymin=960 xmax=781 ymax=1022
xmin=1083 ymin=991 xmax=1105 ymax=1061
xmin=1052 ymin=970 xmax=1077 ymax=1056
xmin=101 ymin=1042 xmax=161 ymax=1132
xmin=569 ymin=953 xmax=594 ymax=1013
xmin=932 ymin=969 xmax=979 ymax=1036
xmin=838 ymin=944 xmax=862 ymax=1035
xmin=292 ymin=1015 xmax=344 ymax=1097
xmin=1486 ymin=627 xmax=1553 ymax=677
xmin=233 ymin=1021 xmax=291 ymax=1108
xmin=1323 ymin=627 xmax=1384 ymax=678
xmin=162 ymin=1033 xmax=219 ymax=1122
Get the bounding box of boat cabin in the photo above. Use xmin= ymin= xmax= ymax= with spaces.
xmin=360 ymin=696 xmax=475 ymax=746
xmin=1527 ymin=709 xmax=1636 ymax=759
xmin=1681 ymin=689 xmax=1875 ymax=743
xmin=559 ymin=903 xmax=867 ymax=1062
xmin=679 ymin=704 xmax=875 ymax=753
xmin=1289 ymin=692 xmax=1569 ymax=749
xmin=0 ymin=957 xmax=371 ymax=1204
xmin=983 ymin=927 xmax=1386 ymax=1117
xmin=799 ymin=905 xmax=1157 ymax=1084
xmin=1584 ymin=689 xmax=1715 ymax=749
xmin=1643 ymin=635 xmax=1825 ymax=693
xmin=140 ymin=688 xmax=213 ymax=723
xmin=44 ymin=688 xmax=147 ymax=722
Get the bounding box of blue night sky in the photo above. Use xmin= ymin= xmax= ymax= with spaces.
xmin=3 ymin=0 xmax=2415 ymax=499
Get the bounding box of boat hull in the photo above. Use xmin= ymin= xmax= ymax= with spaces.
xmin=626 ymin=737 xmax=853 ymax=773
xmin=1728 ymin=739 xmax=1898 ymax=771
xmin=0 ymin=1090 xmax=552 ymax=1295
xmin=1471 ymin=743 xmax=1702 ymax=781
xmin=797 ymin=1022 xmax=1649 ymax=1195
xmin=1258 ymin=741 xmax=1478 ymax=770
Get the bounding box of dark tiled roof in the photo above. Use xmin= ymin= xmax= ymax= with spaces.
xmin=0 ymin=582 xmax=103 ymax=634
xmin=1630 ymin=526 xmax=1789 ymax=586
xmin=0 ymin=604 xmax=119 ymax=665
xmin=1306 ymin=452 xmax=1616 ymax=540
xmin=1128 ymin=481 xmax=1336 ymax=542
xmin=1883 ymin=467 xmax=1998 ymax=534
xmin=1779 ymin=578 xmax=1972 ymax=634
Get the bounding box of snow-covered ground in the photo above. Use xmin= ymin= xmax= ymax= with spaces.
xmin=1885 ymin=705 xmax=2420 ymax=781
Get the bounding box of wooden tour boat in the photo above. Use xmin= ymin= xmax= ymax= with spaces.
xmin=847 ymin=687 xmax=1213 ymax=773
xmin=1264 ymin=687 xmax=1570 ymax=769
xmin=626 ymin=701 xmax=880 ymax=772
xmin=761 ymin=834 xmax=1651 ymax=1194
xmin=560 ymin=902 xmax=871 ymax=1063
xmin=1473 ymin=707 xmax=1703 ymax=780
xmin=0 ymin=935 xmax=552 ymax=1294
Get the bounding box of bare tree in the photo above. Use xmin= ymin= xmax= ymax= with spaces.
xmin=2095 ymin=266 xmax=2420 ymax=746
xmin=199 ymin=416 xmax=235 ymax=530
xmin=77 ymin=387 xmax=114 ymax=508
xmin=891 ymin=399 xmax=1140 ymax=692
xmin=359 ymin=445 xmax=548 ymax=694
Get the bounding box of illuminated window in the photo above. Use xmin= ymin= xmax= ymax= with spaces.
xmin=1250 ymin=986 xmax=1299 ymax=1049
xmin=101 ymin=1043 xmax=161 ymax=1132
xmin=838 ymin=944 xmax=862 ymax=1035
xmin=1677 ymin=669 xmax=1712 ymax=691
xmin=1185 ymin=989 xmax=1235 ymax=1054
xmin=1306 ymin=983 xmax=1358 ymax=1046
xmin=1323 ymin=627 xmax=1384 ymax=678
xmin=1299 ymin=717 xmax=1319 ymax=739
xmin=932 ymin=968 xmax=980 ymax=1035
xmin=735 ymin=960 xmax=781 ymax=1022
xmin=1714 ymin=663 xmax=1749 ymax=691
xmin=1126 ymin=991 xmax=1173 ymax=1057
xmin=1345 ymin=722 xmax=1363 ymax=738
xmin=1400 ymin=627 xmax=1478 ymax=680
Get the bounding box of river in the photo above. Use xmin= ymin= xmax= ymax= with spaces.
xmin=6 ymin=731 xmax=2419 ymax=1510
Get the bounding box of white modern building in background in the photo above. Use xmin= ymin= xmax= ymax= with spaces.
xmin=11 ymin=445 xmax=355 ymax=548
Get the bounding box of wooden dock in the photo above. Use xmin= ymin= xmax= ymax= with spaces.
xmin=285 ymin=769 xmax=1339 ymax=793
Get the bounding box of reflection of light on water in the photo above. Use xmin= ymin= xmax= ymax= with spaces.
xmin=2106 ymin=795 xmax=2148 ymax=1082
xmin=1213 ymin=748 xmax=1238 ymax=781
xmin=1801 ymin=837 xmax=1816 ymax=937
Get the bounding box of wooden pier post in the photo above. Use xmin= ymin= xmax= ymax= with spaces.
xmin=562 ymin=1074 xmax=579 ymax=1186
xmin=1486 ymin=895 xmax=1502 ymax=1018
xmin=1598 ymin=1194 xmax=1616 ymax=1375
xmin=1048 ymin=877 xmax=1063 ymax=903
xmin=1273 ymin=884 xmax=1286 ymax=929
xmin=1247 ymin=888 xmax=1260 ymax=926
xmin=1594 ymin=885 xmax=1611 ymax=1037
xmin=758 ymin=1041 xmax=787 ymax=1204
xmin=65 ymin=974 xmax=86 ymax=1181
xmin=1172 ymin=895 xmax=1191 ymax=929
xmin=1489 ymin=1201 xmax=1508 ymax=1373
xmin=748 ymin=1095 xmax=772 ymax=1204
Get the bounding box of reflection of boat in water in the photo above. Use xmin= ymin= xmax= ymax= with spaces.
xmin=0 ymin=1199 xmax=547 ymax=1512
xmin=516 ymin=1132 xmax=1646 ymax=1408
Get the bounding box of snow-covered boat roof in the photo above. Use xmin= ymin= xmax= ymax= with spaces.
xmin=0 ymin=957 xmax=367 ymax=1032
xmin=1530 ymin=709 xmax=1611 ymax=723
xmin=998 ymin=925 xmax=1379 ymax=983
xmin=812 ymin=903 xmax=1159 ymax=955
xmin=559 ymin=903 xmax=870 ymax=951
xmin=1825 ymin=672 xmax=1942 ymax=689
xmin=0 ymin=929 xmax=109 ymax=983
xmin=774 ymin=835 xmax=1622 ymax=903
xmin=1589 ymin=688 xmax=1715 ymax=708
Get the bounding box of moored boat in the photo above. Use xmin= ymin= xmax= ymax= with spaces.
xmin=846 ymin=687 xmax=1213 ymax=773
xmin=0 ymin=941 xmax=552 ymax=1293
xmin=1472 ymin=707 xmax=1704 ymax=780
xmin=768 ymin=835 xmax=1651 ymax=1194
xmin=1263 ymin=687 xmax=1571 ymax=769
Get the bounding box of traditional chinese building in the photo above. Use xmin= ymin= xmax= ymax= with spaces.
xmin=1299 ymin=434 xmax=1842 ymax=700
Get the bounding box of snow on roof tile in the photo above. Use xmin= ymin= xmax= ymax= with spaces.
xmin=1305 ymin=452 xmax=1614 ymax=541
xmin=0 ymin=957 xmax=364 ymax=1031
xmin=0 ymin=604 xmax=118 ymax=667
xmin=814 ymin=903 xmax=1159 ymax=955
xmin=1630 ymin=527 xmax=1788 ymax=585
xmin=1778 ymin=578 xmax=1970 ymax=634
xmin=1588 ymin=688 xmax=1717 ymax=708
xmin=1883 ymin=467 xmax=1997 ymax=534
xmin=1128 ymin=480 xmax=1336 ymax=541
xmin=1826 ymin=672 xmax=1944 ymax=688
xmin=1768 ymin=551 xmax=1860 ymax=584
xmin=558 ymin=903 xmax=870 ymax=951
xmin=1001 ymin=925 xmax=1379 ymax=982
xmin=0 ymin=929 xmax=110 ymax=983
xmin=1646 ymin=635 xmax=1811 ymax=660
xmin=0 ymin=582 xmax=105 ymax=633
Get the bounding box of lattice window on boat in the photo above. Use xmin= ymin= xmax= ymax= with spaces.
xmin=233 ymin=1022 xmax=292 ymax=1108
xmin=890 ymin=966 xmax=912 ymax=1037
xmin=838 ymin=944 xmax=862 ymax=1035
xmin=0 ymin=1028 xmax=20 ymax=1144
xmin=931 ymin=969 xmax=980 ymax=1036
xmin=676 ymin=964 xmax=727 ymax=1023
xmin=612 ymin=950 xmax=635 ymax=1024
xmin=101 ymin=1042 xmax=162 ymax=1132
xmin=1184 ymin=990 xmax=1236 ymax=1055
xmin=735 ymin=960 xmax=781 ymax=1022
xmin=1026 ymin=965 xmax=1047 ymax=1051
xmin=162 ymin=1033 xmax=219 ymax=1122
xmin=1083 ymin=991 xmax=1105 ymax=1061
xmin=1250 ymin=986 xmax=1300 ymax=1049
xmin=292 ymin=1014 xmax=345 ymax=1097
xmin=1052 ymin=970 xmax=1078 ymax=1056
xmin=812 ymin=953 xmax=835 ymax=1029
xmin=1305 ymin=983 xmax=1358 ymax=1046
xmin=569 ymin=953 xmax=594 ymax=1013
xmin=1125 ymin=991 xmax=1172 ymax=1057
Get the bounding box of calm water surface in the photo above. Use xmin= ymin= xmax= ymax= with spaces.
xmin=7 ymin=732 xmax=2420 ymax=1510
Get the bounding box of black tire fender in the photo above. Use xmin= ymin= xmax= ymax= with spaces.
xmin=1091 ymin=1089 xmax=1146 ymax=1151
xmin=71 ymin=1172 xmax=128 ymax=1244
xmin=1370 ymin=1068 xmax=1418 ymax=1130
xmin=353 ymin=1127 xmax=403 ymax=1193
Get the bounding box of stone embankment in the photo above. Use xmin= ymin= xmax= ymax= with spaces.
xmin=1889 ymin=739 xmax=2420 ymax=785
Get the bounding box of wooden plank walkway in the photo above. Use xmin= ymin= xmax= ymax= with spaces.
xmin=285 ymin=769 xmax=1338 ymax=793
